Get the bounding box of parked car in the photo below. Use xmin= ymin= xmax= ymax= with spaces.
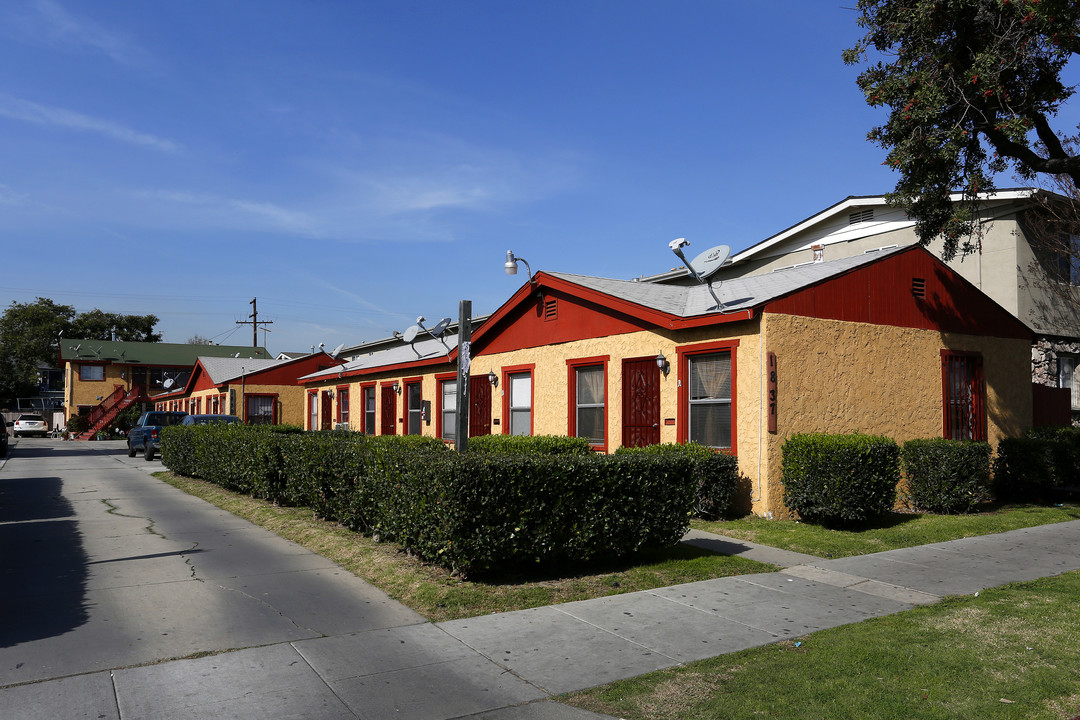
xmin=180 ymin=414 xmax=242 ymax=426
xmin=13 ymin=414 xmax=48 ymax=438
xmin=127 ymin=411 xmax=187 ymax=460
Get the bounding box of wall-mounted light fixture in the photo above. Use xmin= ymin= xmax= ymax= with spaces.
xmin=488 ymin=370 xmax=498 ymax=387
xmin=655 ymin=351 xmax=670 ymax=377
xmin=504 ymin=250 xmax=532 ymax=278
xmin=393 ymin=382 xmax=401 ymax=395
xmin=326 ymin=389 xmax=335 ymax=399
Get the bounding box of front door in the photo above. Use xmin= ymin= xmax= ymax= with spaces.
xmin=380 ymin=385 xmax=397 ymax=435
xmin=321 ymin=391 xmax=333 ymax=430
xmin=622 ymin=357 xmax=660 ymax=448
xmin=469 ymin=375 xmax=492 ymax=437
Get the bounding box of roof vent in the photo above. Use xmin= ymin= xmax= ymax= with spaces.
xmin=912 ymin=277 xmax=926 ymax=299
xmin=543 ymin=297 xmax=558 ymax=321
xmin=812 ymin=244 xmax=824 ymax=263
xmin=849 ymin=208 xmax=874 ymax=225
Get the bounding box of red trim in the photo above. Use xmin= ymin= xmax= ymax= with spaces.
xmin=244 ymin=392 xmax=279 ymax=425
xmin=676 ymin=339 xmax=739 ymax=455
xmin=566 ymin=356 xmax=609 ymax=451
xmin=403 ymin=377 xmax=423 ymax=435
xmin=78 ymin=364 xmax=107 ymax=382
xmin=501 ymin=364 xmax=535 ymax=435
xmin=359 ymin=382 xmax=376 ymax=434
xmin=307 ymin=390 xmax=318 ymax=430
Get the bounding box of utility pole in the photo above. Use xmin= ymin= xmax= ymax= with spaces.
xmin=236 ymin=297 xmax=273 ymax=348
xmin=454 ymin=300 xmax=472 ymax=452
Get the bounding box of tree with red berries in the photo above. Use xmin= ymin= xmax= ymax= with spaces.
xmin=844 ymin=0 xmax=1080 ymax=260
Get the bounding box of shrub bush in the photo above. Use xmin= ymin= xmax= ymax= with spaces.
xmin=466 ymin=434 xmax=595 ymax=455
xmin=781 ymin=433 xmax=900 ymax=526
xmin=990 ymin=427 xmax=1080 ymax=502
xmin=900 ymin=438 xmax=990 ymax=514
xmin=614 ymin=442 xmax=740 ymax=519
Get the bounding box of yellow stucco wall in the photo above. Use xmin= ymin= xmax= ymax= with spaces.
xmin=65 ymin=362 xmax=127 ymax=420
xmin=759 ymin=312 xmax=1032 ymax=517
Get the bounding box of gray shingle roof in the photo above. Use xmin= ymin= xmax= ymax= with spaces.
xmin=197 ymin=357 xmax=289 ymax=385
xmin=301 ymin=331 xmax=457 ymax=382
xmin=547 ymin=247 xmax=907 ymax=317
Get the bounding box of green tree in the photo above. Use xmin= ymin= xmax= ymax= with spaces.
xmin=0 ymin=298 xmax=162 ymax=404
xmin=844 ymin=0 xmax=1080 ymax=260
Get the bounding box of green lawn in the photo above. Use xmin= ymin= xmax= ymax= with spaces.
xmin=693 ymin=503 xmax=1080 ymax=558
xmin=563 ymin=570 xmax=1080 ymax=720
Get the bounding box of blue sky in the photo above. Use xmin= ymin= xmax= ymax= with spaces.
xmin=0 ymin=1 xmax=972 ymax=352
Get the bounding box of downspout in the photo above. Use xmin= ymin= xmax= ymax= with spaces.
xmin=756 ymin=314 xmax=764 ymax=506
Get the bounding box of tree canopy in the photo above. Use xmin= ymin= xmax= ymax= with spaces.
xmin=844 ymin=0 xmax=1080 ymax=260
xmin=0 ymin=298 xmax=161 ymax=403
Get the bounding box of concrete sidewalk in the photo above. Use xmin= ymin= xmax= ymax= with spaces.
xmin=3 ymin=439 xmax=1079 ymax=719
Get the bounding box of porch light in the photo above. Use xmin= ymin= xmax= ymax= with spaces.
xmin=488 ymin=370 xmax=498 ymax=387
xmin=504 ymin=250 xmax=532 ymax=278
xmin=655 ymin=351 xmax=669 ymax=377
xmin=393 ymin=382 xmax=401 ymax=395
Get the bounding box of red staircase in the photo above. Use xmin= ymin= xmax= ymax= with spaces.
xmin=73 ymin=385 xmax=142 ymax=440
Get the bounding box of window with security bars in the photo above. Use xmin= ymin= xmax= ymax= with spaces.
xmin=687 ymin=352 xmax=732 ymax=448
xmin=941 ymin=351 xmax=986 ymax=441
xmin=574 ymin=365 xmax=605 ymax=444
xmin=247 ymin=395 xmax=275 ymax=425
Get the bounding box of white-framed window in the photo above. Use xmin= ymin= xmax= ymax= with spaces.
xmin=363 ymin=386 xmax=376 ymax=435
xmin=687 ymin=352 xmax=732 ymax=448
xmin=308 ymin=392 xmax=318 ymax=430
xmin=574 ymin=365 xmax=605 ymax=445
xmin=406 ymin=382 xmax=423 ymax=435
xmin=79 ymin=365 xmax=105 ymax=381
xmin=508 ymin=372 xmax=532 ymax=436
xmin=440 ymin=379 xmax=456 ymax=441
xmin=1060 ymin=355 xmax=1080 ymax=410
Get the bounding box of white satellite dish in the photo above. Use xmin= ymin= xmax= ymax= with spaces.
xmin=429 ymin=317 xmax=452 ymax=338
xmin=402 ymin=325 xmax=420 ymax=343
xmin=330 ymin=343 xmax=344 ymax=358
xmin=688 ymin=244 xmax=730 ymax=280
xmin=163 ymin=378 xmax=175 ymax=390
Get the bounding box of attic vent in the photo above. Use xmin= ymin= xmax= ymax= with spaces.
xmin=912 ymin=277 xmax=926 ymax=299
xmin=543 ymin=298 xmax=558 ymax=321
xmin=849 ymin=208 xmax=874 ymax=225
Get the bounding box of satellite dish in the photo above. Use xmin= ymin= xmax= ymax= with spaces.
xmin=429 ymin=317 xmax=452 ymax=338
xmin=330 ymin=343 xmax=344 ymax=358
xmin=402 ymin=325 xmax=420 ymax=343
xmin=163 ymin=378 xmax=175 ymax=390
xmin=688 ymin=245 xmax=730 ymax=280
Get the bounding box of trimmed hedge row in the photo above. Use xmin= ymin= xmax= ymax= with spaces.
xmin=992 ymin=426 xmax=1080 ymax=502
xmin=614 ymin=442 xmax=740 ymax=519
xmin=466 ymin=434 xmax=595 ymax=455
xmin=900 ymin=438 xmax=991 ymax=514
xmin=782 ymin=433 xmax=900 ymax=526
xmin=160 ymin=427 xmax=698 ymax=576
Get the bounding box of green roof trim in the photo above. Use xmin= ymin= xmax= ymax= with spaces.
xmin=59 ymin=339 xmax=270 ymax=366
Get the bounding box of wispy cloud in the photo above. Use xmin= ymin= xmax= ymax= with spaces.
xmin=0 ymin=94 xmax=180 ymax=152
xmin=134 ymin=189 xmax=321 ymax=235
xmin=8 ymin=0 xmax=146 ymax=66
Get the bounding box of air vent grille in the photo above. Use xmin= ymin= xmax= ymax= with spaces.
xmin=912 ymin=277 xmax=926 ymax=298
xmin=849 ymin=208 xmax=874 ymax=225
xmin=543 ymin=298 xmax=558 ymax=321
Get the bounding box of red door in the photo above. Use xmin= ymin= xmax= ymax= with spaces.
xmin=380 ymin=386 xmax=397 ymax=435
xmin=469 ymin=375 xmax=492 ymax=437
xmin=321 ymin=391 xmax=333 ymax=430
xmin=622 ymin=357 xmax=660 ymax=448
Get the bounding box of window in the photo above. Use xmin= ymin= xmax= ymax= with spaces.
xmin=406 ymin=381 xmax=422 ymax=435
xmin=567 ymin=359 xmax=607 ymax=447
xmin=1059 ymin=355 xmax=1080 ymax=410
xmin=247 ymin=395 xmax=275 ymax=425
xmin=687 ymin=352 xmax=733 ymax=449
xmin=508 ymin=371 xmax=532 ymax=436
xmin=362 ymin=385 xmax=376 ymax=435
xmin=439 ymin=378 xmax=457 ymax=442
xmin=942 ymin=351 xmax=986 ymax=441
xmin=79 ymin=365 xmax=105 ymax=381
xmin=337 ymin=387 xmax=350 ymax=424
xmin=1050 ymin=234 xmax=1080 ymax=285
xmin=308 ymin=392 xmax=318 ymax=430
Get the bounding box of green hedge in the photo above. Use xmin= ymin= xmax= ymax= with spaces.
xmin=466 ymin=434 xmax=595 ymax=455
xmin=991 ymin=426 xmax=1080 ymax=502
xmin=160 ymin=427 xmax=698 ymax=576
xmin=900 ymin=438 xmax=991 ymax=514
xmin=614 ymin=442 xmax=740 ymax=519
xmin=781 ymin=433 xmax=900 ymax=526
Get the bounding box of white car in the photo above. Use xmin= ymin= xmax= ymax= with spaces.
xmin=13 ymin=414 xmax=48 ymax=437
